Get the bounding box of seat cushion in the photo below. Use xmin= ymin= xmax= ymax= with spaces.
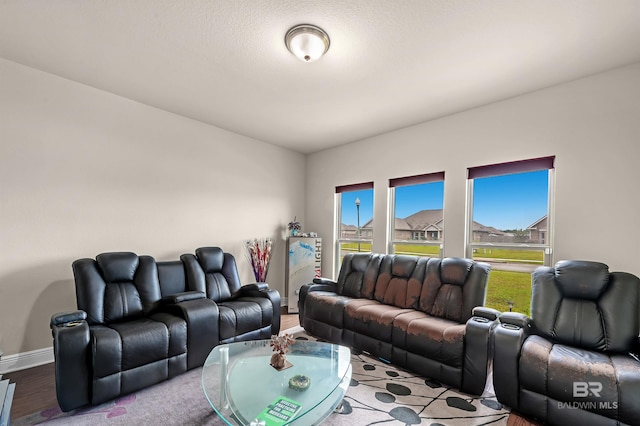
xmin=218 ymin=297 xmax=273 ymax=341
xmin=344 ymin=300 xmax=413 ymax=342
xmin=392 ymin=310 xmax=465 ymax=368
xmin=91 ymin=316 xmax=186 ymax=376
xmin=304 ymin=292 xmax=365 ymax=329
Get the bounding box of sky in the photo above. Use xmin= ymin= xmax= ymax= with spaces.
xmin=341 ymin=170 xmax=548 ymax=231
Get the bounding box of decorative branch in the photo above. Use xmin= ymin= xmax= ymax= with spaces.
xmin=270 ymin=334 xmax=295 ymax=356
xmin=244 ymin=237 xmax=273 ymax=282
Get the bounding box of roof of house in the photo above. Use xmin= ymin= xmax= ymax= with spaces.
xmin=472 ymin=221 xmax=509 ymax=236
xmin=527 ymin=215 xmax=548 ymax=230
xmin=404 ymin=209 xmax=444 ymax=231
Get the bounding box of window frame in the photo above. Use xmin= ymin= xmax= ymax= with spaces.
xmin=388 ymin=172 xmax=445 ymax=258
xmin=465 ymin=156 xmax=555 ymax=266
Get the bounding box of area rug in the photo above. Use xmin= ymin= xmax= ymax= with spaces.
xmin=13 ymin=328 xmax=509 ymax=425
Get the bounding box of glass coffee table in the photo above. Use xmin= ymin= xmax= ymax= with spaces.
xmin=202 ymin=339 xmax=351 ymax=425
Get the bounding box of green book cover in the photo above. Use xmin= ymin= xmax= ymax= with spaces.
xmin=255 ymin=396 xmax=302 ymax=425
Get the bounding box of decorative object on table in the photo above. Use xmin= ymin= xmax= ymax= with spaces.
xmin=288 ymin=374 xmax=311 ymax=392
xmin=244 ymin=238 xmax=273 ymax=282
xmin=269 ymin=334 xmax=295 ymax=370
xmin=287 ymin=217 xmax=301 ymax=236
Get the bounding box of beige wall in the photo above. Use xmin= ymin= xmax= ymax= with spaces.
xmin=306 ymin=63 xmax=640 ymax=279
xmin=0 ymin=59 xmax=305 ymax=357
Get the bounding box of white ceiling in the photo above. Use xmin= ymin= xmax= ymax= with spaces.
xmin=1 ymin=1 xmax=639 ymax=154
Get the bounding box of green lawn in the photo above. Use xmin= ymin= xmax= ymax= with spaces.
xmin=340 ymin=242 xmax=373 ymax=252
xmin=341 ymin=243 xmax=440 ymax=256
xmin=472 ymin=247 xmax=543 ymax=264
xmin=485 ymin=270 xmax=532 ymax=316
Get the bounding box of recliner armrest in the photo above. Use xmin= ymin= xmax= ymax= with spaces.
xmin=242 ymin=283 xmax=270 ymax=292
xmin=163 ymin=297 xmax=219 ymax=369
xmin=461 ymin=307 xmax=500 ymax=395
xmin=499 ymin=312 xmax=531 ymax=329
xmin=50 ymin=310 xmax=91 ymax=411
xmin=51 ymin=310 xmax=87 ymax=327
xmin=238 ymin=283 xmax=281 ymax=336
xmin=493 ymin=312 xmax=532 ymax=410
xmin=162 ymin=291 xmax=206 ymax=304
xmin=298 ymin=279 xmax=340 ymax=330
xmin=472 ymin=306 xmax=500 ymax=322
xmin=313 ymin=277 xmax=337 ymax=286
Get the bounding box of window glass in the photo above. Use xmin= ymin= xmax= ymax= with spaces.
xmin=467 ymin=158 xmax=554 ymax=316
xmin=336 ymin=185 xmax=374 ymax=272
xmin=391 ymin=179 xmax=444 ymax=256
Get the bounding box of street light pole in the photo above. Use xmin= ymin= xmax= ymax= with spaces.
xmin=355 ymin=197 xmax=361 ymax=252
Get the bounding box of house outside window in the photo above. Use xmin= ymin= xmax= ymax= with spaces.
xmin=467 ymin=156 xmax=555 ymax=315
xmin=388 ymin=172 xmax=445 ymax=257
xmin=336 ymin=182 xmax=374 ymax=274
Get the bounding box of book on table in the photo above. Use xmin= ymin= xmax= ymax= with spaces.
xmin=254 ymin=396 xmax=302 ymax=426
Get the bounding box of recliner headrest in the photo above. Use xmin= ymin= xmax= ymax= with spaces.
xmin=440 ymin=258 xmax=473 ymax=286
xmin=554 ymin=260 xmax=610 ymax=300
xmin=391 ymin=255 xmax=417 ymax=278
xmin=195 ymin=247 xmax=225 ymax=272
xmin=96 ymin=252 xmax=139 ymax=282
xmin=351 ymin=253 xmax=371 ymax=272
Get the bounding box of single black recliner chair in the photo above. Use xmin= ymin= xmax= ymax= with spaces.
xmin=182 ymin=247 xmax=281 ymax=343
xmin=492 ymin=260 xmax=640 ymax=425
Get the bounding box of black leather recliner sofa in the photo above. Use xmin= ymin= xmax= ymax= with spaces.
xmin=298 ymin=253 xmax=498 ymax=395
xmin=492 ymin=260 xmax=640 ymax=425
xmin=50 ymin=247 xmax=280 ymax=412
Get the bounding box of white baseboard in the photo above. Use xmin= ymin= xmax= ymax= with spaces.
xmin=0 ymin=347 xmax=54 ymax=373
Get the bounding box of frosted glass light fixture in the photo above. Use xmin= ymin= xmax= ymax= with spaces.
xmin=285 ymin=24 xmax=330 ymax=62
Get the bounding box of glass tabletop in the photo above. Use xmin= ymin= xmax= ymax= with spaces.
xmin=202 ymin=339 xmax=351 ymax=425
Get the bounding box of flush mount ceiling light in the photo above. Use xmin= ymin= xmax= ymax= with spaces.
xmin=285 ymin=24 xmax=330 ymax=62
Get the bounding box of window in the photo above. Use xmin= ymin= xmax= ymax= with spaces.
xmin=335 ymin=182 xmax=374 ymax=272
xmin=467 ymin=156 xmax=555 ymax=315
xmin=389 ymin=172 xmax=445 ymax=257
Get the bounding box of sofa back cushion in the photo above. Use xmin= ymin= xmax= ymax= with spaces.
xmin=531 ymin=260 xmax=640 ymax=352
xmin=337 ymin=253 xmax=381 ymax=298
xmin=157 ymin=260 xmax=188 ymax=297
xmin=418 ymin=258 xmax=490 ymax=323
xmin=373 ymin=255 xmax=427 ymax=309
xmin=73 ymin=252 xmax=162 ymax=325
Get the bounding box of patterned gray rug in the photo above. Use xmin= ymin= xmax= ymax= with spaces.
xmin=13 ymin=328 xmax=509 ymax=425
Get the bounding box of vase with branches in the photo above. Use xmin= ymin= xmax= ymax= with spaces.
xmin=244 ymin=238 xmax=272 ymax=282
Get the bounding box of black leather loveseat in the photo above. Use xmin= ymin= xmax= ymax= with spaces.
xmin=50 ymin=247 xmax=280 ymax=412
xmin=492 ymin=260 xmax=640 ymax=425
xmin=298 ymin=253 xmax=498 ymax=395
